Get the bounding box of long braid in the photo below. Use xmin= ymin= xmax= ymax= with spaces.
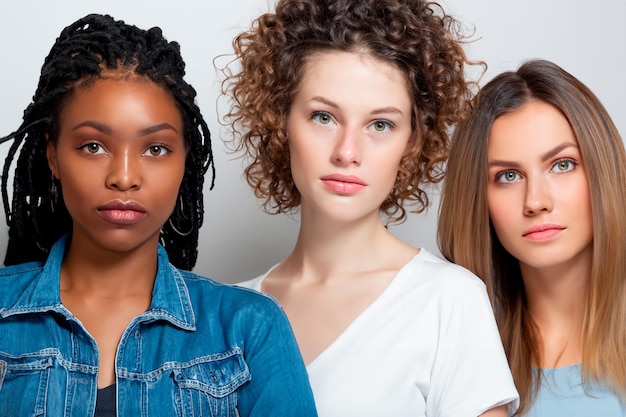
xmin=0 ymin=14 xmax=214 ymax=270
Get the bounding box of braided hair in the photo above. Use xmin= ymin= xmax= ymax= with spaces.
xmin=0 ymin=13 xmax=214 ymax=270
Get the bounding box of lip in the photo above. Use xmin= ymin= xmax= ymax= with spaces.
xmin=320 ymin=174 xmax=367 ymax=195
xmin=97 ymin=200 xmax=147 ymax=225
xmin=522 ymin=223 xmax=565 ymax=242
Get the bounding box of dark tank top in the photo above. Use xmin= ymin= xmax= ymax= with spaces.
xmin=94 ymin=384 xmax=116 ymax=417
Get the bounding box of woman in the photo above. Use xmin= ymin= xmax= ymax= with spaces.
xmin=222 ymin=0 xmax=518 ymax=415
xmin=0 ymin=13 xmax=317 ymax=416
xmin=438 ymin=59 xmax=626 ymax=415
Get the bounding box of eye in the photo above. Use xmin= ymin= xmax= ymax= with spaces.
xmin=144 ymin=145 xmax=170 ymax=157
xmin=80 ymin=142 xmax=106 ymax=155
xmin=368 ymin=120 xmax=394 ymax=133
xmin=551 ymin=158 xmax=577 ymax=173
xmin=311 ymin=111 xmax=335 ymax=126
xmin=494 ymin=170 xmax=521 ymax=183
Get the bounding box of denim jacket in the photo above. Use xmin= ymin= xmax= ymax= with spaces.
xmin=0 ymin=235 xmax=317 ymax=416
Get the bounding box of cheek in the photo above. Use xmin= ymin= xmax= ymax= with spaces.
xmin=569 ymin=177 xmax=591 ymax=206
xmin=289 ymin=148 xmax=310 ymax=194
xmin=57 ymin=176 xmax=95 ymax=218
xmin=553 ymin=173 xmax=592 ymax=224
xmin=58 ymin=173 xmax=93 ymax=197
xmin=288 ymin=133 xmax=318 ymax=176
xmin=487 ymin=190 xmax=512 ymax=239
xmin=162 ymin=160 xmax=187 ymax=196
xmin=381 ymin=140 xmax=411 ymax=176
xmin=571 ymin=176 xmax=594 ymax=233
xmin=288 ymin=138 xmax=304 ymax=164
xmin=380 ymin=154 xmax=404 ymax=191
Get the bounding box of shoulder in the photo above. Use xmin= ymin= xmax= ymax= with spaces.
xmin=174 ymin=269 xmax=294 ymax=344
xmin=376 ymin=250 xmax=496 ymax=330
xmin=177 ymin=268 xmax=284 ymax=314
xmin=390 ymin=249 xmax=496 ymax=322
xmin=403 ymin=249 xmax=487 ymax=293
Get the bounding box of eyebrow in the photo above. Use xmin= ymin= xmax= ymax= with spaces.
xmin=309 ymin=96 xmax=404 ymax=115
xmin=488 ymin=142 xmax=579 ymax=168
xmin=539 ymin=142 xmax=577 ymax=162
xmin=72 ymin=121 xmax=178 ymax=135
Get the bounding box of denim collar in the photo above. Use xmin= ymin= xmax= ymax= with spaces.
xmin=4 ymin=234 xmax=196 ymax=331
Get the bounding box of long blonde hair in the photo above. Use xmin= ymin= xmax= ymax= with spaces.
xmin=438 ymin=59 xmax=626 ymax=414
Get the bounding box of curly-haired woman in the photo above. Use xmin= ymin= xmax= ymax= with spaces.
xmin=223 ymin=1 xmax=519 ymax=415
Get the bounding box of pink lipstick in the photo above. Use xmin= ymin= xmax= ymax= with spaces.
xmin=321 ymin=174 xmax=367 ymax=195
xmin=522 ymin=223 xmax=565 ymax=242
xmin=97 ymin=200 xmax=147 ymax=225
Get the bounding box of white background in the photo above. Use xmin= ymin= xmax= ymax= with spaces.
xmin=0 ymin=0 xmax=624 ymax=283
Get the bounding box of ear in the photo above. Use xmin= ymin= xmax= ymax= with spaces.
xmin=45 ymin=133 xmax=60 ymax=180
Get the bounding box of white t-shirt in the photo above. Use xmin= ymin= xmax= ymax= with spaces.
xmin=238 ymin=249 xmax=519 ymax=417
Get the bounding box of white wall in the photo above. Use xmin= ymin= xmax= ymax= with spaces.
xmin=0 ymin=0 xmax=624 ymax=283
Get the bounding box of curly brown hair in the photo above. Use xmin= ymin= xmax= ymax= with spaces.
xmin=221 ymin=0 xmax=480 ymax=222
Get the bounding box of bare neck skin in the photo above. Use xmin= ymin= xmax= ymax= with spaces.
xmin=262 ymin=206 xmax=418 ymax=365
xmin=60 ymin=232 xmax=156 ymax=388
xmin=520 ymin=245 xmax=591 ymax=368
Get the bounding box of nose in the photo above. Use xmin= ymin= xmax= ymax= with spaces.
xmin=331 ymin=126 xmax=362 ymax=166
xmin=524 ymin=175 xmax=552 ymax=216
xmin=105 ymin=149 xmax=141 ymax=191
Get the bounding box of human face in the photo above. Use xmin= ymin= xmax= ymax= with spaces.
xmin=287 ymin=51 xmax=413 ymax=224
xmin=486 ymin=100 xmax=593 ymax=273
xmin=47 ymin=77 xmax=186 ymax=255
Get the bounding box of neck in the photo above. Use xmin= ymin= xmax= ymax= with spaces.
xmin=521 ymin=250 xmax=590 ymax=323
xmin=60 ymin=233 xmax=158 ymax=297
xmin=520 ymin=247 xmax=591 ymax=367
xmin=282 ymin=206 xmax=416 ymax=282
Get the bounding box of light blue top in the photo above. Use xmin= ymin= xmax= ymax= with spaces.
xmin=527 ymin=364 xmax=624 ymax=416
xmin=0 ymin=234 xmax=317 ymax=417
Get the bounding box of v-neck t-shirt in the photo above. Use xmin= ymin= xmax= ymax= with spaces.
xmin=238 ymin=249 xmax=519 ymax=417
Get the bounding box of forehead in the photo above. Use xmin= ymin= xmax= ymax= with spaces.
xmin=304 ymin=50 xmax=407 ymax=82
xmin=296 ymin=50 xmax=412 ymax=107
xmin=54 ymin=77 xmax=183 ymax=138
xmin=64 ymin=76 xmax=177 ymax=111
xmin=488 ymin=100 xmax=578 ymax=158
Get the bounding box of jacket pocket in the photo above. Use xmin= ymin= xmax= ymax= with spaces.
xmin=172 ymin=351 xmax=251 ymax=417
xmin=0 ymin=351 xmax=54 ymax=417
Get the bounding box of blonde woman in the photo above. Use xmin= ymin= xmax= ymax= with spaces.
xmin=439 ymin=59 xmax=626 ymax=416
